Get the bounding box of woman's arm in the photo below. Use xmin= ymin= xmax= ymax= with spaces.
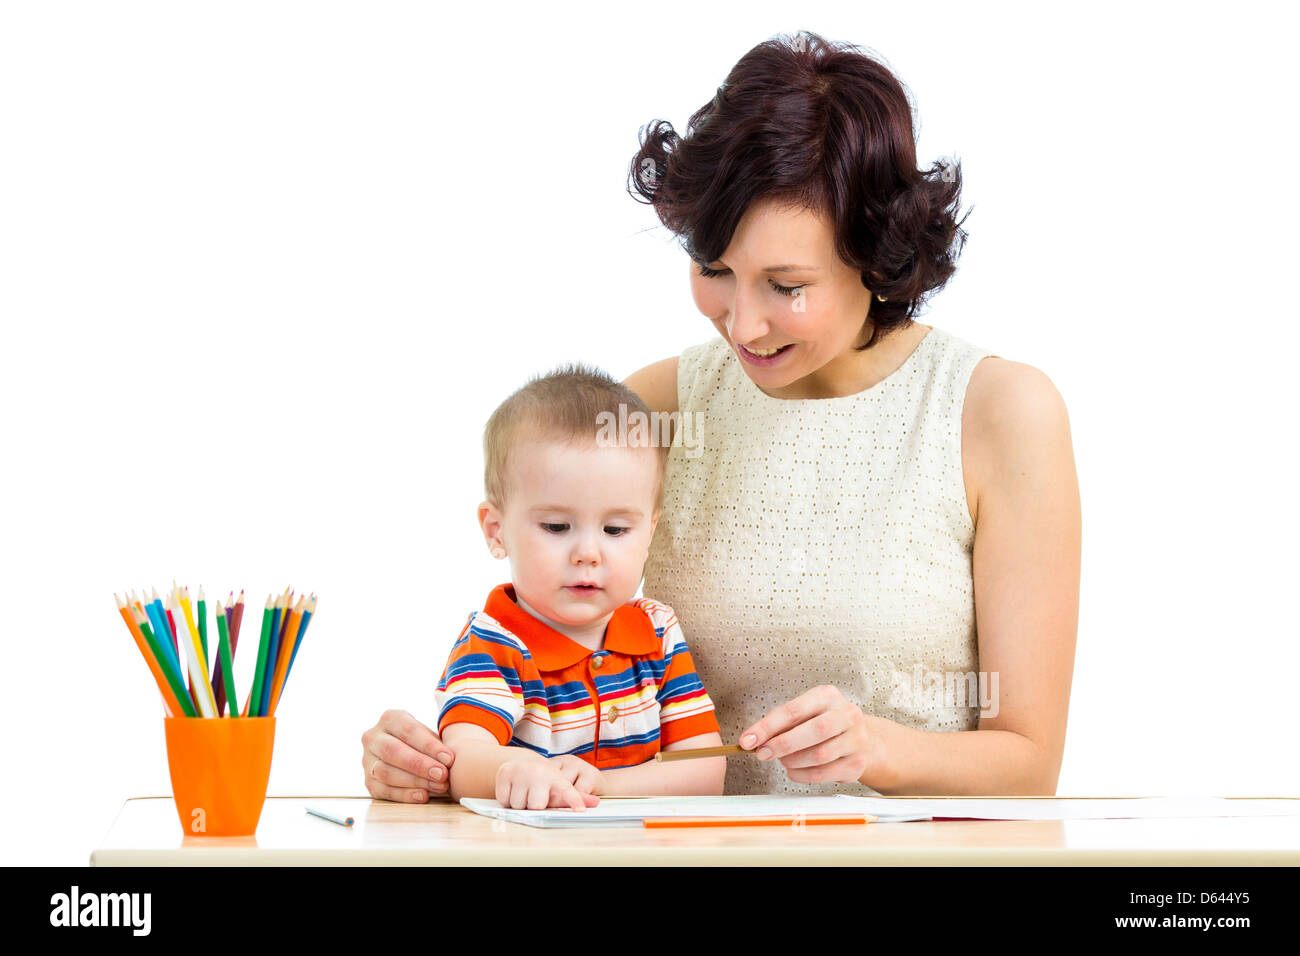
xmin=890 ymin=358 xmax=1081 ymax=793
xmin=600 ymin=732 xmax=727 ymax=796
xmin=739 ymin=359 xmax=1081 ymax=795
xmin=625 ymin=357 xmax=679 ymax=415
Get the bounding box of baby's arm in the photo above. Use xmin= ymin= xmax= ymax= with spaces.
xmin=441 ymin=723 xmax=600 ymax=810
xmin=599 ymin=732 xmax=727 ymax=796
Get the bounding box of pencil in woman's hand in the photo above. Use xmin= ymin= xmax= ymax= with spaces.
xmin=654 ymin=744 xmax=750 ymax=762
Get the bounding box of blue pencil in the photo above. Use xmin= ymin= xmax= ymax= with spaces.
xmin=279 ymin=594 xmax=316 ymax=708
xmin=258 ymin=590 xmax=287 ymax=716
xmin=144 ymin=598 xmax=180 ymax=676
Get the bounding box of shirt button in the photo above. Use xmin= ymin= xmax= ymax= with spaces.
xmin=607 ymin=705 xmax=620 ymax=724
xmin=591 ymin=656 xmax=604 ymax=670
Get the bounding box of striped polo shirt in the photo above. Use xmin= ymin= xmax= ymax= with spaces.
xmin=435 ymin=583 xmax=720 ymax=769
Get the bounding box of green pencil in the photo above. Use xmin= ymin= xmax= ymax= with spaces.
xmin=197 ymin=585 xmax=208 ymax=661
xmin=214 ymin=600 xmax=239 ymax=718
xmin=246 ymin=595 xmax=274 ymax=717
xmin=133 ymin=605 xmax=197 ymax=717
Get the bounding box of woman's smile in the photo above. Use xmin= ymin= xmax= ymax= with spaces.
xmin=737 ymin=342 xmax=795 ymax=366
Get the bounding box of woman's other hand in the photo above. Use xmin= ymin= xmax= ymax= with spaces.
xmin=361 ymin=709 xmax=456 ymax=802
xmin=739 ymin=685 xmax=894 ymax=788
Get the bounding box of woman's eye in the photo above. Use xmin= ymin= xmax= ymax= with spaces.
xmin=604 ymin=526 xmax=630 ymax=537
xmin=541 ymin=523 xmax=569 ymax=533
xmin=696 ymin=263 xmax=802 ymax=296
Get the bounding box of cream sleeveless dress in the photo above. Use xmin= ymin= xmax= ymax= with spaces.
xmin=641 ymin=325 xmax=997 ymax=796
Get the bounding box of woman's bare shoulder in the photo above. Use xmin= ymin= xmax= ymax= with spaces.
xmin=624 ymin=356 xmax=679 ymax=415
xmin=964 ymin=356 xmax=1070 ymax=436
xmin=961 ymin=356 xmax=1073 ymax=527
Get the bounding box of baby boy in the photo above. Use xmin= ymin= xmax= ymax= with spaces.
xmin=434 ymin=363 xmax=725 ymax=810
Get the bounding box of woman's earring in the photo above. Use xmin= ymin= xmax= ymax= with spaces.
xmin=877 ymin=293 xmax=887 ymax=302
xmin=490 ymin=546 xmax=506 ymax=559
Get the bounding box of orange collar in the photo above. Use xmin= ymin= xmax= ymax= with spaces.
xmin=482 ymin=583 xmax=659 ymax=671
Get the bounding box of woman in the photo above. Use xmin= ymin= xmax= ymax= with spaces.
xmin=361 ymin=31 xmax=1080 ymax=800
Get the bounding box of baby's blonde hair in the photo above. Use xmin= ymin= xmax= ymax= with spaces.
xmin=483 ymin=363 xmax=667 ymax=510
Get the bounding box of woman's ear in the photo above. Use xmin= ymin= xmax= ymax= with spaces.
xmin=478 ymin=500 xmax=507 ymax=558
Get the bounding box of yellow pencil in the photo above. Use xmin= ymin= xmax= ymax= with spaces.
xmin=175 ymin=585 xmax=218 ymax=717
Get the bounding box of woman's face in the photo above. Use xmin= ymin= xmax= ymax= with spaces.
xmin=689 ymin=198 xmax=880 ymax=399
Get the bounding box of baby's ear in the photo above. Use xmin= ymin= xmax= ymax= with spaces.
xmin=478 ymin=500 xmax=504 ymax=546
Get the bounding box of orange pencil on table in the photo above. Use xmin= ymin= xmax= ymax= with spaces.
xmin=642 ymin=814 xmax=877 ymax=828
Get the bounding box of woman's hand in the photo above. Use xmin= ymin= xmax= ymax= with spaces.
xmin=739 ymin=685 xmax=894 ymax=788
xmin=495 ymin=755 xmax=603 ymax=811
xmin=361 ymin=710 xmax=456 ymax=803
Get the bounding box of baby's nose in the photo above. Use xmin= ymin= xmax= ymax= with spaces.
xmin=571 ymin=540 xmax=601 ymax=564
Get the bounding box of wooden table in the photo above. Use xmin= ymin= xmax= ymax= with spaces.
xmin=89 ymin=796 xmax=1300 ymax=865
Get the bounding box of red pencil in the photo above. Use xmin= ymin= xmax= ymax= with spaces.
xmin=213 ymin=591 xmax=245 ymax=716
xmin=230 ymin=590 xmax=245 ymax=660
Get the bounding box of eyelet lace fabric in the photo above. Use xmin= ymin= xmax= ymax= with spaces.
xmin=641 ymin=327 xmax=997 ymax=795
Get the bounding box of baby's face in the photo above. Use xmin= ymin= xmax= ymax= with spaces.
xmin=491 ymin=439 xmax=660 ymax=634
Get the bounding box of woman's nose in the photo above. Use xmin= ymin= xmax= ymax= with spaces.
xmin=725 ymin=285 xmax=771 ymax=345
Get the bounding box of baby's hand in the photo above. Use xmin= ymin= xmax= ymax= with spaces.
xmin=495 ymin=754 xmax=603 ymax=811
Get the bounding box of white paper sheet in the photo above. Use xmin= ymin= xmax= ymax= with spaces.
xmin=888 ymin=796 xmax=1300 ymax=821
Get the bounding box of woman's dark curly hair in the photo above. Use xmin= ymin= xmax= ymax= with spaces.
xmin=628 ymin=31 xmax=969 ymax=350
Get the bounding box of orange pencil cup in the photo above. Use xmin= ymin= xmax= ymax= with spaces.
xmin=164 ymin=717 xmax=276 ymax=837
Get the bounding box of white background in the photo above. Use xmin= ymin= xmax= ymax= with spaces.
xmin=2 ymin=1 xmax=1297 ymax=865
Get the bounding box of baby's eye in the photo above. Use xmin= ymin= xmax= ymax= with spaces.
xmin=604 ymin=526 xmax=631 ymax=537
xmin=541 ymin=523 xmax=569 ymax=533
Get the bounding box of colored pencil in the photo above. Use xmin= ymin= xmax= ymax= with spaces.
xmin=214 ymin=600 xmax=239 ymax=718
xmin=131 ymin=604 xmax=196 ymax=717
xmin=642 ymin=815 xmax=876 ymax=828
xmin=115 ymin=594 xmax=179 ymax=717
xmin=178 ymin=586 xmax=219 ymax=716
xmin=144 ymin=589 xmax=175 ymax=669
xmin=230 ymin=591 xmax=245 ymax=661
xmin=210 ymin=591 xmax=228 ymax=716
xmin=188 ymin=585 xmax=217 ymax=708
xmin=245 ymin=596 xmax=274 ymax=717
xmin=149 ymin=587 xmax=185 ymax=691
xmin=196 ymin=585 xmax=209 ymax=663
xmin=305 ymin=806 xmax=354 ymax=827
xmin=654 ymin=744 xmax=750 ymax=762
xmin=259 ymin=589 xmax=289 ymax=717
xmin=171 ymin=589 xmax=215 ymax=718
xmin=143 ymin=596 xmax=181 ymax=686
xmin=268 ymin=596 xmax=304 ymax=715
xmin=280 ymin=593 xmax=315 ymax=701
xmin=162 ymin=586 xmax=188 ymax=700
